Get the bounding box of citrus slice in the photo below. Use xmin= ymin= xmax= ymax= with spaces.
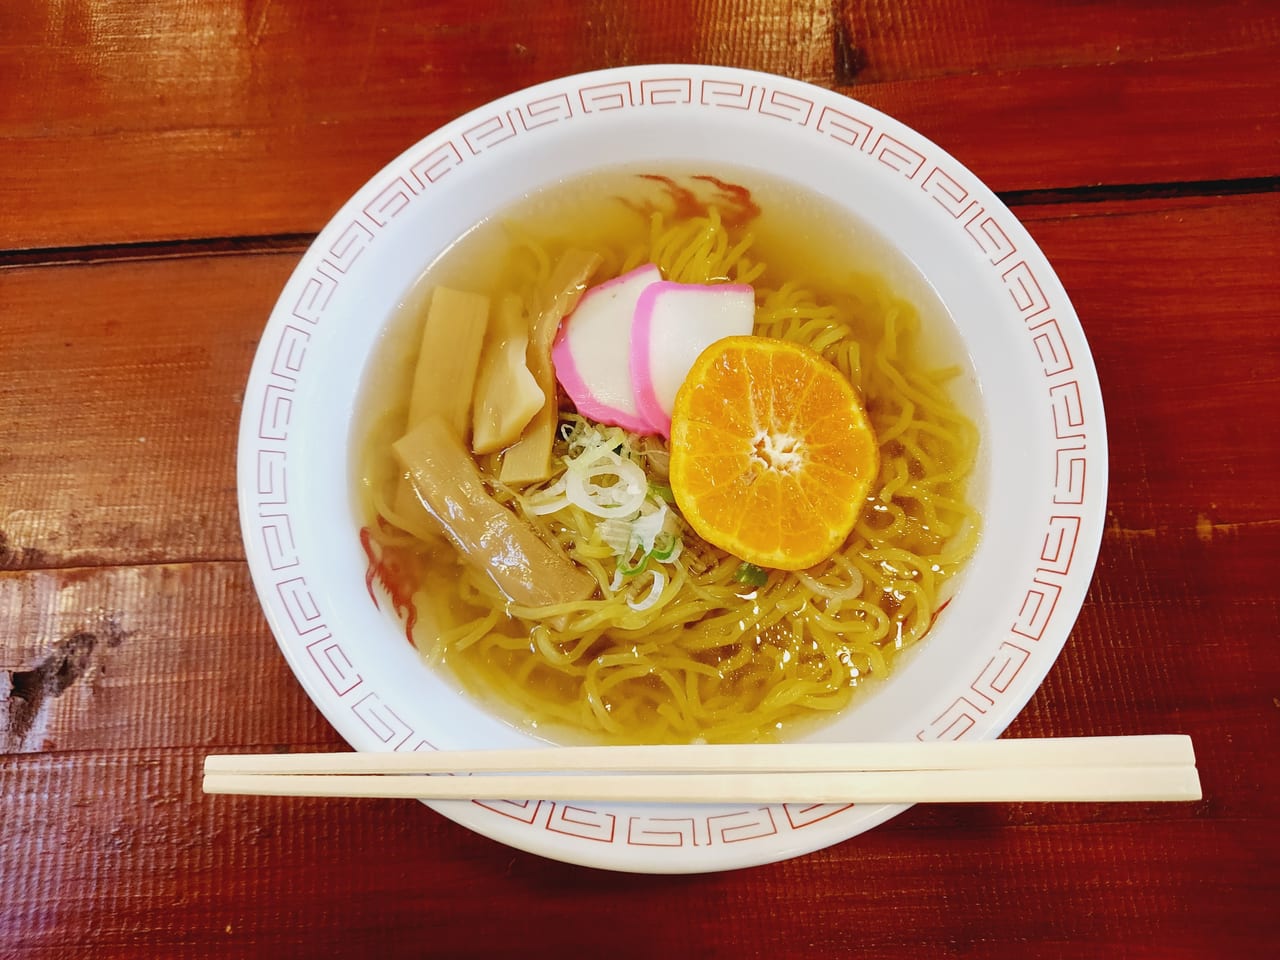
xmin=668 ymin=335 xmax=879 ymax=571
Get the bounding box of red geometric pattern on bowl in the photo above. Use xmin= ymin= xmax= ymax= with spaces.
xmin=241 ymin=68 xmax=1101 ymax=868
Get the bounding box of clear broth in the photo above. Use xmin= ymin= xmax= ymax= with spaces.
xmin=353 ymin=165 xmax=981 ymax=744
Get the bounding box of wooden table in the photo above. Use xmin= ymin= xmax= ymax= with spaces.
xmin=3 ymin=2 xmax=1277 ymax=956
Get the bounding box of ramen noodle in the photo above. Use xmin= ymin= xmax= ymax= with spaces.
xmin=354 ymin=169 xmax=981 ymax=744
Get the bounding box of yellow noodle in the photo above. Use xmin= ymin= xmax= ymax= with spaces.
xmin=359 ymin=184 xmax=981 ymax=744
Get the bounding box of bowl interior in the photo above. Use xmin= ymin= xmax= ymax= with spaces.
xmin=238 ymin=65 xmax=1106 ymax=872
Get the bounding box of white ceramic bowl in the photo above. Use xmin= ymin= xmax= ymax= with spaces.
xmin=238 ymin=65 xmax=1106 ymax=873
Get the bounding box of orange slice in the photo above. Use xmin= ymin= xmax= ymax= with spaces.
xmin=668 ymin=336 xmax=878 ymax=571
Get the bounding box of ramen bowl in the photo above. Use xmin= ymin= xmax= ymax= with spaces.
xmin=237 ymin=65 xmax=1106 ymax=873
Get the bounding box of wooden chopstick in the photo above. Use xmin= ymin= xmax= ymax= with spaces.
xmin=202 ymin=735 xmax=1201 ymax=804
xmin=204 ymin=735 xmax=1193 ymax=775
xmin=203 ymin=766 xmax=1201 ymax=804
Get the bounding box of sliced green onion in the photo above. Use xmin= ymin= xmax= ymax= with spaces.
xmin=627 ymin=570 xmax=667 ymax=611
xmin=523 ymin=475 xmax=569 ymax=515
xmin=598 ymin=518 xmax=633 ymax=554
xmin=617 ymin=556 xmax=648 ymax=579
xmin=648 ymin=482 xmax=674 ymax=503
xmin=733 ymin=562 xmax=770 ymax=587
xmin=795 ymin=555 xmax=865 ymax=600
xmin=564 ymin=451 xmax=648 ymax=518
xmin=629 ymin=501 xmax=668 ymax=551
xmin=650 ymin=532 xmax=678 ymax=562
xmin=528 ymin=415 xmax=686 ymax=599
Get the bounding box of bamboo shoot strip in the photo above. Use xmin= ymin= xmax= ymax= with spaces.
xmin=472 ymin=293 xmax=546 ymax=454
xmin=407 ymin=287 xmax=490 ymax=437
xmin=391 ymin=286 xmax=490 ymax=529
xmin=394 ymin=415 xmax=596 ymax=607
xmin=500 ymin=249 xmax=602 ymax=484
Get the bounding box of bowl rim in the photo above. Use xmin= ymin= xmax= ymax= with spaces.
xmin=237 ymin=63 xmax=1108 ymax=873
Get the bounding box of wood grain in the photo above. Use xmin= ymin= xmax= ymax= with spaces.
xmin=1 ymin=748 xmax=1274 ymax=958
xmin=0 ymin=530 xmax=1273 ymax=955
xmin=2 ymin=1 xmax=1277 ymax=249
xmin=830 ymin=0 xmax=1280 ymax=83
xmin=3 ymin=194 xmax=1275 ymax=569
xmin=0 ymin=563 xmax=334 ymax=756
xmin=10 ymin=0 xmax=1268 ymax=138
xmin=0 ymin=523 xmax=1273 ymax=800
xmin=2 ymin=189 xmax=1278 ymax=954
xmin=2 ymin=2 xmax=1278 ymax=955
xmin=0 ymin=253 xmax=295 ymax=570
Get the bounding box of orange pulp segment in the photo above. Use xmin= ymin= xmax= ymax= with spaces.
xmin=668 ymin=336 xmax=878 ymax=571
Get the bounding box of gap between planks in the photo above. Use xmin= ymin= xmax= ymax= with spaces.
xmin=1 ymin=177 xmax=1276 ymax=270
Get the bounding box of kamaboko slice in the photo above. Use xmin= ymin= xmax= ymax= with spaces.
xmin=630 ymin=281 xmax=755 ymax=437
xmin=551 ymin=263 xmax=661 ymax=434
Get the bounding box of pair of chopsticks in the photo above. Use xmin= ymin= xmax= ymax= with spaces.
xmin=202 ymin=735 xmax=1201 ymax=805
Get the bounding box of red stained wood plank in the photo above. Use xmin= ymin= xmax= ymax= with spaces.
xmin=1 ymin=191 xmax=1275 ymax=957
xmin=1 ymin=745 xmax=1275 ymax=958
xmin=2 ymin=3 xmax=1276 ymax=955
xmin=1017 ymin=193 xmax=1280 ymax=531
xmin=832 ymin=0 xmax=1280 ymax=83
xmin=3 ymin=195 xmax=1276 ymax=570
xmin=0 ymin=563 xmax=336 ymax=756
xmin=1 ymin=504 xmax=1275 ymax=951
xmin=0 ymin=252 xmax=296 ymax=570
xmin=0 ymin=522 xmax=1274 ymax=797
xmin=0 ymin=521 xmax=1274 ymax=770
xmin=1 ymin=1 xmax=1276 ymax=248
xmin=852 ymin=47 xmax=1279 ymax=198
xmin=6 ymin=1 xmax=1271 ymax=135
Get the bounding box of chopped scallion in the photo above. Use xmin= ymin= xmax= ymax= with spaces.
xmin=733 ymin=562 xmax=769 ymax=587
xmin=648 ymin=482 xmax=675 ymax=502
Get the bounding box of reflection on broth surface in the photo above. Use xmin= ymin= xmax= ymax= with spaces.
xmin=353 ymin=167 xmax=981 ymax=744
